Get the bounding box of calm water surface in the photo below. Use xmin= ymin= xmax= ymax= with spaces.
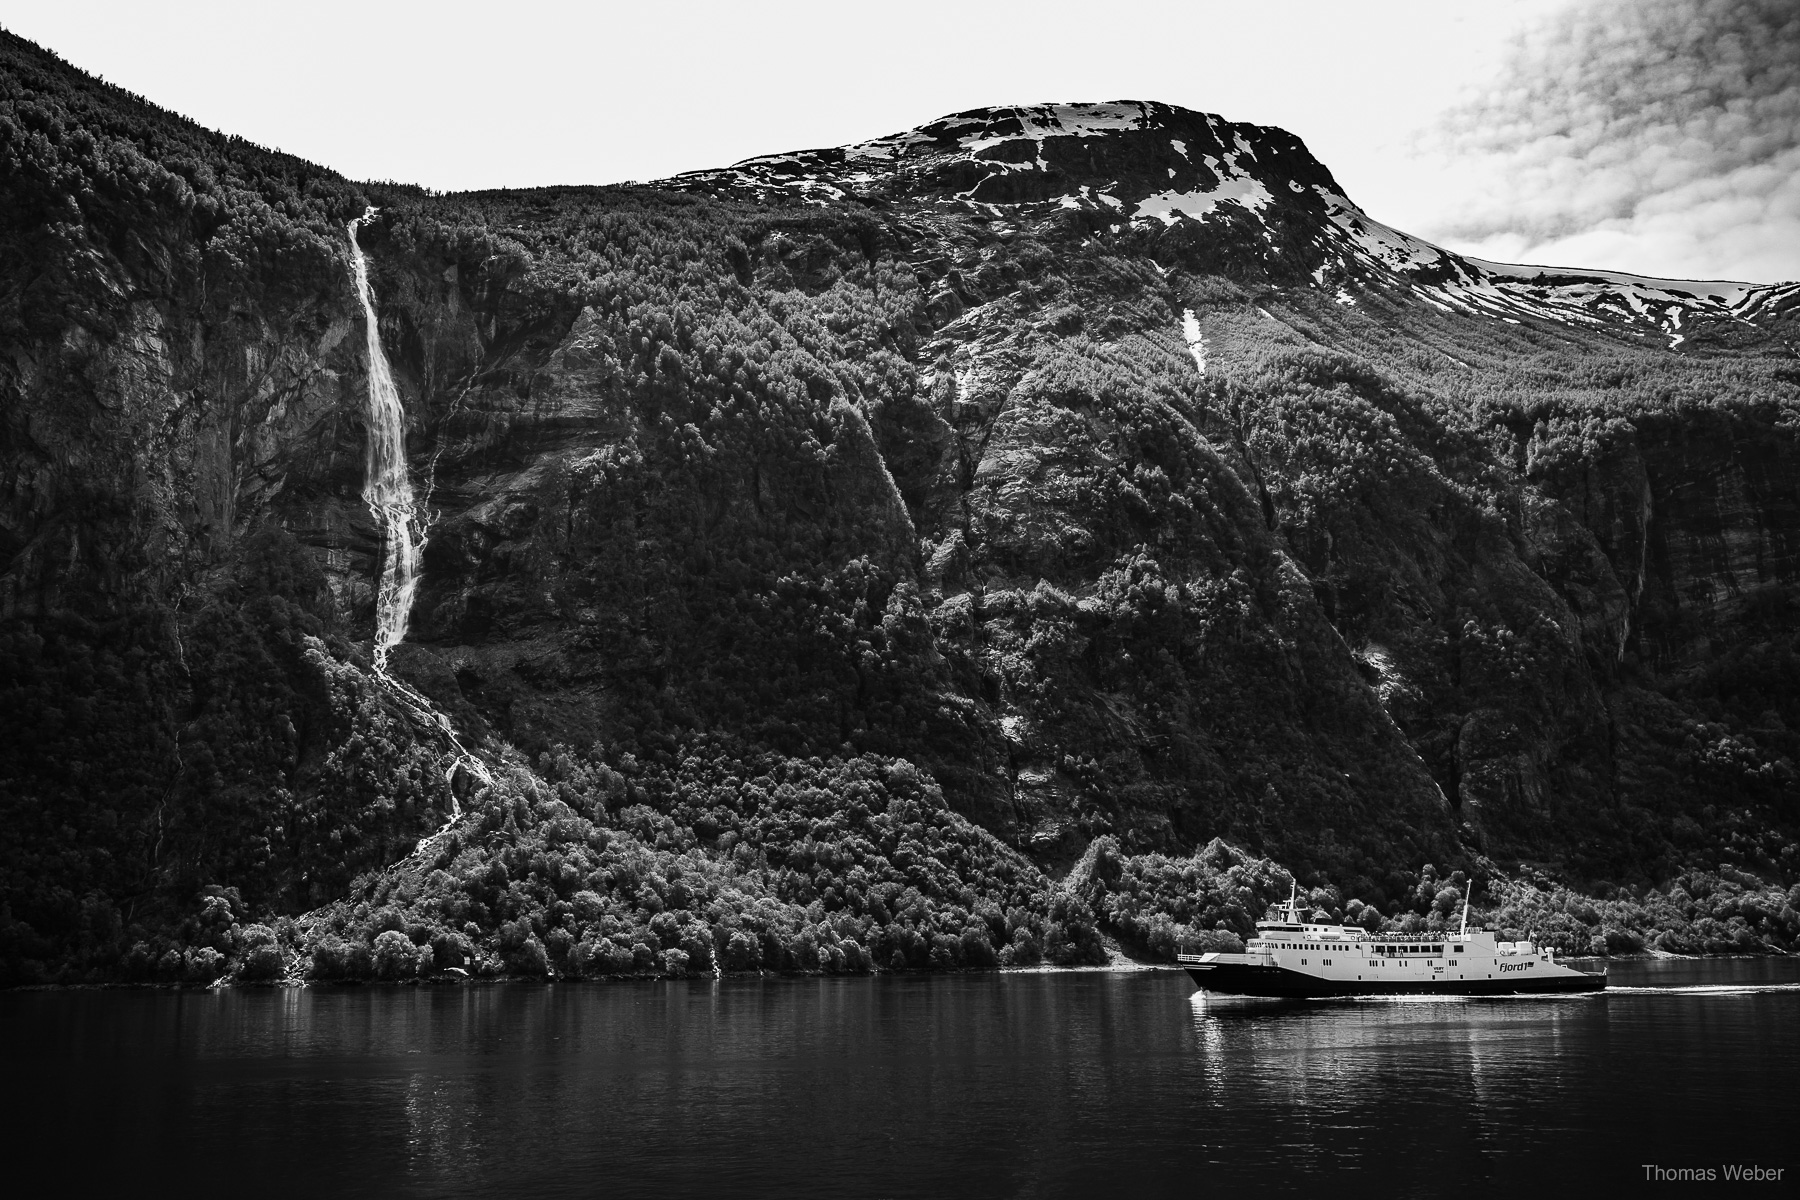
xmin=5 ymin=958 xmax=1797 ymax=1198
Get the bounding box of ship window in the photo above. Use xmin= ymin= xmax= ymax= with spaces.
xmin=1323 ymin=958 xmax=1332 ymax=966
xmin=1453 ymin=945 xmax=1463 ymax=953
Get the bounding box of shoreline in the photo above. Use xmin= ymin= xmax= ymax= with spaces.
xmin=9 ymin=949 xmax=1796 ymax=993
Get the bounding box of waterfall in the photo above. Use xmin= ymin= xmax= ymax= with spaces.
xmin=347 ymin=209 xmax=425 ymax=672
xmin=346 ymin=210 xmax=487 ymax=818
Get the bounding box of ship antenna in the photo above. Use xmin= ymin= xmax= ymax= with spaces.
xmin=1288 ymin=879 xmax=1299 ymax=923
xmin=1460 ymin=882 xmax=1471 ymax=936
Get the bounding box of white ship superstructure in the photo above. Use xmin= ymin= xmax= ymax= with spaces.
xmin=1180 ymin=886 xmax=1606 ymax=997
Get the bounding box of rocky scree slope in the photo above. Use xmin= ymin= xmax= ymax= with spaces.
xmin=2 ymin=41 xmax=1798 ymax=983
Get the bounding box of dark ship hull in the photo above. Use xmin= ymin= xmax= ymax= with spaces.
xmin=1184 ymin=961 xmax=1608 ymax=998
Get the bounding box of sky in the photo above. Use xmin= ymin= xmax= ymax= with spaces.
xmin=3 ymin=0 xmax=1795 ymax=283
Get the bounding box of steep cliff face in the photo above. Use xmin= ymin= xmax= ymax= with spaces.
xmin=3 ymin=40 xmax=1798 ymax=982
xmin=327 ymin=197 xmax=1468 ymax=887
xmin=0 ymin=36 xmax=472 ymax=973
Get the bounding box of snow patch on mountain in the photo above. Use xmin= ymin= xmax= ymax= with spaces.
xmin=1136 ymin=176 xmax=1273 ymax=225
xmin=1316 ymin=188 xmax=1447 ymax=273
xmin=1182 ymin=309 xmax=1207 ymax=375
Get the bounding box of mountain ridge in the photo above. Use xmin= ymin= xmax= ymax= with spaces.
xmin=3 ymin=33 xmax=1798 ymax=985
xmin=662 ymin=99 xmax=1797 ymax=352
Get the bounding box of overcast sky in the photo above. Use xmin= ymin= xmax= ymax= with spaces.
xmin=5 ymin=0 xmax=1795 ymax=283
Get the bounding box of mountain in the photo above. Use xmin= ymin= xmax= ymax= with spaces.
xmin=3 ymin=36 xmax=1797 ymax=985
xmin=673 ymin=101 xmax=1800 ymax=347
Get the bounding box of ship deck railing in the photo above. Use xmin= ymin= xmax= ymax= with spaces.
xmin=1252 ymin=929 xmax=1493 ymax=941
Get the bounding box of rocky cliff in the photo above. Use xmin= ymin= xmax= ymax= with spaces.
xmin=3 ymin=43 xmax=1797 ymax=982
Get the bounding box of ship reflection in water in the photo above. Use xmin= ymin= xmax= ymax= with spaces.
xmin=5 ymin=958 xmax=1797 ymax=1197
xmin=1185 ymin=987 xmax=1589 ymax=1170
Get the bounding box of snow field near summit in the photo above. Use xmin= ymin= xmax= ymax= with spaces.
xmin=1135 ymin=175 xmax=1273 ymax=225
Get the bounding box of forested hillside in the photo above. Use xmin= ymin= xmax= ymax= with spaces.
xmin=3 ymin=34 xmax=1797 ymax=985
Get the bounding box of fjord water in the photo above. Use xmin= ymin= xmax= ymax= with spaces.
xmin=6 ymin=960 xmax=1796 ymax=1198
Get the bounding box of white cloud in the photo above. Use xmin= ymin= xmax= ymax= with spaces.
xmin=1410 ymin=0 xmax=1800 ymax=283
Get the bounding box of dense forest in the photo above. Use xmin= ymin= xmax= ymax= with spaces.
xmin=2 ymin=32 xmax=1797 ymax=985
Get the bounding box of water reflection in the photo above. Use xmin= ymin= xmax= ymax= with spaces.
xmin=4 ymin=960 xmax=1797 ymax=1198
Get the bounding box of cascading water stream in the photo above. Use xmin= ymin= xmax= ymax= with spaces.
xmin=347 ymin=209 xmax=426 ymax=672
xmin=347 ymin=209 xmax=489 ymax=812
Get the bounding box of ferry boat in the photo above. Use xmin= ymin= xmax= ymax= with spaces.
xmin=1179 ymin=885 xmax=1606 ymax=997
